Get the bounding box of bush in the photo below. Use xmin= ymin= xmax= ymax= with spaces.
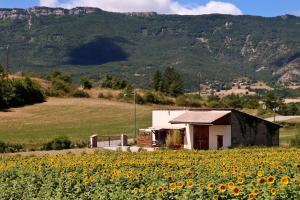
xmin=165 ymin=130 xmax=183 ymax=149
xmin=143 ymin=92 xmax=159 ymax=104
xmin=290 ymin=134 xmax=300 ymax=147
xmin=72 ymin=90 xmax=90 ymax=98
xmin=0 ymin=141 xmax=23 ymax=153
xmin=42 ymin=136 xmax=72 ymax=151
xmin=176 ymin=95 xmax=189 ymax=107
xmin=80 ymin=77 xmax=93 ymax=89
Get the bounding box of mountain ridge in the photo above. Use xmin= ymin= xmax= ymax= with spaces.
xmin=0 ymin=7 xmax=300 ymax=89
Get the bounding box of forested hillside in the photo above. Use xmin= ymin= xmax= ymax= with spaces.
xmin=1 ymin=7 xmax=300 ymax=90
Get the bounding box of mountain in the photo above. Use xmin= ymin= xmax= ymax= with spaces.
xmin=1 ymin=7 xmax=300 ymax=90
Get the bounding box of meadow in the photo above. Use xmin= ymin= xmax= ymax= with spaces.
xmin=0 ymin=98 xmax=153 ymax=148
xmin=0 ymin=148 xmax=299 ymax=199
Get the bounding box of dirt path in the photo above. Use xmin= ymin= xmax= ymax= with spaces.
xmin=265 ymin=116 xmax=300 ymax=122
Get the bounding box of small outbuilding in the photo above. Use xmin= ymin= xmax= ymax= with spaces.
xmin=138 ymin=109 xmax=281 ymax=150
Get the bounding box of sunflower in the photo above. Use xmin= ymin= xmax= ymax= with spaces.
xmin=248 ymin=193 xmax=255 ymax=200
xmin=281 ymin=176 xmax=290 ymax=185
xmin=218 ymin=184 xmax=227 ymax=193
xmin=237 ymin=177 xmax=244 ymax=184
xmin=169 ymin=183 xmax=176 ymax=190
xmin=228 ymin=181 xmax=235 ymax=189
xmin=212 ymin=195 xmax=218 ymax=200
xmin=157 ymin=186 xmax=164 ymax=193
xmin=270 ymin=187 xmax=276 ymax=195
xmin=187 ymin=179 xmax=193 ymax=187
xmin=267 ymin=176 xmax=275 ymax=184
xmin=251 ymin=181 xmax=257 ymax=186
xmin=257 ymin=170 xmax=263 ymax=177
xmin=258 ymin=177 xmax=266 ymax=185
xmin=133 ymin=188 xmax=139 ymax=194
xmin=251 ymin=188 xmax=259 ymax=196
xmin=231 ymin=187 xmax=240 ymax=196
xmin=297 ymin=164 xmax=300 ymax=169
xmin=207 ymin=182 xmax=215 ymax=190
xmin=177 ymin=181 xmax=184 ymax=188
xmin=147 ymin=186 xmax=153 ymax=193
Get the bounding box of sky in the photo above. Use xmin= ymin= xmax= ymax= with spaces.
xmin=0 ymin=0 xmax=300 ymax=17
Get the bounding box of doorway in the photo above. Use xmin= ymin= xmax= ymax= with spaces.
xmin=217 ymin=135 xmax=224 ymax=149
xmin=193 ymin=126 xmax=209 ymax=150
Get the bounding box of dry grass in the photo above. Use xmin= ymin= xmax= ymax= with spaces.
xmin=0 ymin=98 xmax=153 ymax=148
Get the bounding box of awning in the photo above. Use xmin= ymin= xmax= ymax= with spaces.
xmin=147 ymin=125 xmax=186 ymax=131
xmin=169 ymin=110 xmax=231 ymax=124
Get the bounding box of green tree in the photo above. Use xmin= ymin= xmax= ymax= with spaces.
xmin=80 ymin=77 xmax=93 ymax=89
xmin=152 ymin=70 xmax=162 ymax=91
xmin=0 ymin=65 xmax=14 ymax=109
xmin=161 ymin=67 xmax=184 ymax=97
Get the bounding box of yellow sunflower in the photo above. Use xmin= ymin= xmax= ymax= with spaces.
xmin=212 ymin=195 xmax=218 ymax=200
xmin=270 ymin=187 xmax=276 ymax=196
xmin=187 ymin=179 xmax=193 ymax=187
xmin=169 ymin=183 xmax=176 ymax=190
xmin=133 ymin=188 xmax=139 ymax=194
xmin=207 ymin=182 xmax=215 ymax=190
xmin=228 ymin=181 xmax=235 ymax=189
xmin=281 ymin=176 xmax=290 ymax=185
xmin=257 ymin=170 xmax=263 ymax=177
xmin=251 ymin=188 xmax=259 ymax=196
xmin=147 ymin=186 xmax=153 ymax=193
xmin=231 ymin=187 xmax=240 ymax=196
xmin=157 ymin=186 xmax=164 ymax=193
xmin=267 ymin=176 xmax=275 ymax=184
xmin=218 ymin=184 xmax=227 ymax=193
xmin=177 ymin=181 xmax=184 ymax=188
xmin=237 ymin=177 xmax=244 ymax=184
xmin=258 ymin=177 xmax=266 ymax=185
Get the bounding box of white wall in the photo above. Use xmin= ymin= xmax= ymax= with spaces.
xmin=152 ymin=110 xmax=186 ymax=128
xmin=152 ymin=110 xmax=192 ymax=148
xmin=184 ymin=124 xmax=193 ymax=149
xmin=208 ymin=125 xmax=231 ymax=149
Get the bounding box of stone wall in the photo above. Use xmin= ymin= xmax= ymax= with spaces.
xmin=231 ymin=110 xmax=280 ymax=147
xmin=137 ymin=133 xmax=152 ymax=147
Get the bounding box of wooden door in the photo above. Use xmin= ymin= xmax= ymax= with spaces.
xmin=217 ymin=135 xmax=224 ymax=150
xmin=194 ymin=126 xmax=209 ymax=150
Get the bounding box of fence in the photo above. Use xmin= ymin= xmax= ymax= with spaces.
xmin=96 ymin=136 xmax=121 ymax=147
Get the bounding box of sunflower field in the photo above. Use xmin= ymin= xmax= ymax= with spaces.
xmin=0 ymin=148 xmax=299 ymax=199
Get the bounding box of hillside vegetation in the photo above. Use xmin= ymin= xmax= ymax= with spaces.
xmin=1 ymin=7 xmax=300 ymax=89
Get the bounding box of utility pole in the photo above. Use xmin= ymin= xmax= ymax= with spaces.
xmin=6 ymin=45 xmax=9 ymax=71
xmin=134 ymin=89 xmax=137 ymax=139
xmin=197 ymin=72 xmax=202 ymax=97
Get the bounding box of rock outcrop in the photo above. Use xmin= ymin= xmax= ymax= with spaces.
xmin=0 ymin=7 xmax=102 ymax=20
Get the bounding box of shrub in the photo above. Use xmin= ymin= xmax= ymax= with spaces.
xmin=175 ymin=95 xmax=189 ymax=107
xmin=0 ymin=141 xmax=23 ymax=153
xmin=72 ymin=90 xmax=90 ymax=98
xmin=42 ymin=136 xmax=72 ymax=150
xmin=80 ymin=77 xmax=93 ymax=89
xmin=143 ymin=91 xmax=160 ymax=104
xmin=290 ymin=134 xmax=300 ymax=147
xmin=165 ymin=130 xmax=183 ymax=149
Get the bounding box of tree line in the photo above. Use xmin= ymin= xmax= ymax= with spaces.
xmin=0 ymin=65 xmax=46 ymax=110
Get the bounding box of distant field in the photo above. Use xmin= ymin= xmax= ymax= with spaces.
xmin=0 ymin=98 xmax=154 ymax=148
xmin=280 ymin=118 xmax=300 ymax=145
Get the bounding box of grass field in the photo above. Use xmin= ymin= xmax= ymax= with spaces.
xmin=0 ymin=98 xmax=155 ymax=148
xmin=280 ymin=118 xmax=300 ymax=145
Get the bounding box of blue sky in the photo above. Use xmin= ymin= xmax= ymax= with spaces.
xmin=0 ymin=0 xmax=300 ymax=17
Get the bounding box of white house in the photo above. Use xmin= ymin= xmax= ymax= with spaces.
xmin=138 ymin=109 xmax=280 ymax=150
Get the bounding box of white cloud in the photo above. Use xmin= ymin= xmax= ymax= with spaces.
xmin=39 ymin=0 xmax=243 ymax=15
xmin=290 ymin=9 xmax=300 ymax=16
